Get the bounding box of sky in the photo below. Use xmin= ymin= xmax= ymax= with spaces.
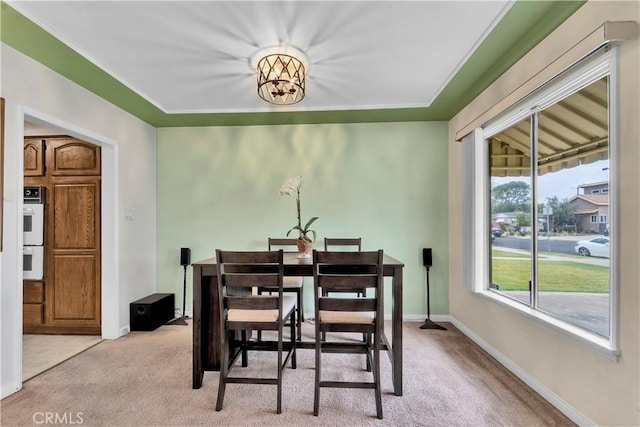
xmin=492 ymin=159 xmax=609 ymax=203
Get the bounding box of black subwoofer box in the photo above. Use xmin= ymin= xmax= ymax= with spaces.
xmin=130 ymin=293 xmax=175 ymax=331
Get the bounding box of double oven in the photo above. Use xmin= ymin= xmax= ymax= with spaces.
xmin=23 ymin=186 xmax=45 ymax=280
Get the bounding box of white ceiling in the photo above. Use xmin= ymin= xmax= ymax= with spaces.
xmin=9 ymin=0 xmax=512 ymax=114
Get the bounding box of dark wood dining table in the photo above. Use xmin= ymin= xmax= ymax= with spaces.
xmin=191 ymin=251 xmax=405 ymax=396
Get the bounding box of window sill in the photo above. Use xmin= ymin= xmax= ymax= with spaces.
xmin=479 ymin=289 xmax=620 ymax=361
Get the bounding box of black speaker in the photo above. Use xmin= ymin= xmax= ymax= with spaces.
xmin=180 ymin=248 xmax=191 ymax=266
xmin=422 ymin=248 xmax=432 ymax=267
xmin=130 ymin=293 xmax=175 ymax=331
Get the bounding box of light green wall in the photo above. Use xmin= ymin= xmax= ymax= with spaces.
xmin=157 ymin=122 xmax=448 ymax=317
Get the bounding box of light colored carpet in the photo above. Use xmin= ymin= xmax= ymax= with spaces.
xmin=2 ymin=321 xmax=575 ymax=426
xmin=22 ymin=334 xmax=102 ymax=381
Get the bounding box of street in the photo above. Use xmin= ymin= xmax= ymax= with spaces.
xmin=494 ymin=235 xmax=585 ymax=256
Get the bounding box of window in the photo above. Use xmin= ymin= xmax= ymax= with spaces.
xmin=470 ymin=48 xmax=618 ymax=356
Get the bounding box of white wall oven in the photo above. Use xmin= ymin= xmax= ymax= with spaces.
xmin=23 ymin=186 xmax=45 ymax=280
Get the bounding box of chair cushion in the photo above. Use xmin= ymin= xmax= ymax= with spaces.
xmin=261 ymin=276 xmax=303 ymax=289
xmin=319 ymin=310 xmax=375 ymax=324
xmin=228 ymin=295 xmax=297 ymax=322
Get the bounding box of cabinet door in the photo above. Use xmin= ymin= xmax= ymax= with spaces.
xmin=24 ymin=281 xmax=44 ymax=303
xmin=24 ymin=281 xmax=45 ymax=327
xmin=24 ymin=304 xmax=44 ymax=326
xmin=46 ymin=177 xmax=101 ymax=331
xmin=24 ymin=138 xmax=45 ymax=176
xmin=48 ymin=138 xmax=101 ymax=176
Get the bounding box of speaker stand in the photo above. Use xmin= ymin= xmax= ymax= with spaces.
xmin=167 ymin=265 xmax=189 ymax=326
xmin=419 ymin=266 xmax=447 ymax=331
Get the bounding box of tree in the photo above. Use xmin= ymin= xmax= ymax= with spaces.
xmin=515 ymin=212 xmax=530 ymax=228
xmin=491 ymin=181 xmax=531 ymax=213
xmin=544 ymin=196 xmax=577 ymax=232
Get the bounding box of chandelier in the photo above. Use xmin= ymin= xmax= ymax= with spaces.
xmin=257 ymin=53 xmax=305 ymax=105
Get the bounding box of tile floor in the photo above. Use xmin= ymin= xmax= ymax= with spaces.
xmin=22 ymin=334 xmax=102 ymax=381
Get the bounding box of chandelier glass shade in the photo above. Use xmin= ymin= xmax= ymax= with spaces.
xmin=257 ymin=53 xmax=305 ymax=105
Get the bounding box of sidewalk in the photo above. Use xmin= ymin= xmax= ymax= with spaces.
xmin=493 ymin=246 xmax=609 ymax=267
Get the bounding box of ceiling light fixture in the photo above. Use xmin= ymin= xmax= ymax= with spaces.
xmin=257 ymin=53 xmax=305 ymax=105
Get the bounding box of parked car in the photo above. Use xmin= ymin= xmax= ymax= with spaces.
xmin=574 ymin=237 xmax=609 ymax=258
xmin=491 ymin=228 xmax=503 ymax=238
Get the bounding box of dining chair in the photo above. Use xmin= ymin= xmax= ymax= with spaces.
xmin=323 ymin=238 xmax=365 ymax=297
xmin=312 ymin=249 xmax=384 ymax=419
xmin=215 ymin=249 xmax=297 ymax=414
xmin=322 ymin=238 xmax=365 ymax=341
xmin=324 ymin=237 xmax=362 ymax=251
xmin=256 ymin=238 xmax=304 ymax=341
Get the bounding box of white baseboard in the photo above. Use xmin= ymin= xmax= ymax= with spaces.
xmin=449 ymin=316 xmax=594 ymax=427
xmin=402 ymin=314 xmax=450 ymax=322
xmin=303 ymin=313 xmax=451 ymax=322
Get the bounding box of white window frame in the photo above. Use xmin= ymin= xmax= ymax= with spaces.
xmin=463 ymin=48 xmax=619 ymax=359
xmin=600 ymin=214 xmax=608 ymax=223
xmin=591 ymin=214 xmax=598 ymax=223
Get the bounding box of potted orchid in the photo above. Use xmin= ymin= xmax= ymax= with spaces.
xmin=279 ymin=175 xmax=318 ymax=257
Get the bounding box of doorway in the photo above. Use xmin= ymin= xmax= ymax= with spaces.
xmin=20 ymin=114 xmax=115 ymax=381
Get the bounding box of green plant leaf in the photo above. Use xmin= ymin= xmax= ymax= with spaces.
xmin=286 ymin=226 xmax=301 ymax=236
xmin=303 ymin=217 xmax=319 ymax=229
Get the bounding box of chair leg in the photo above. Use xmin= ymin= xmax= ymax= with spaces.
xmin=373 ymin=332 xmax=383 ymax=420
xmin=290 ymin=310 xmax=297 ymax=369
xmin=215 ymin=332 xmax=230 ymax=411
xmin=257 ymin=290 xmax=263 ymax=342
xmin=241 ymin=330 xmax=248 ymax=367
xmin=365 ymin=333 xmax=372 ymax=372
xmin=298 ymin=288 xmax=305 ymax=321
xmin=277 ymin=327 xmax=283 ymax=414
xmin=314 ymin=327 xmax=321 ymax=416
xmin=297 ymin=289 xmax=303 ymax=341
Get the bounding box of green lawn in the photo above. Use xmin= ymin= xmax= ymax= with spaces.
xmin=491 ymin=259 xmax=609 ymax=293
xmin=492 ymin=249 xmax=529 ymax=258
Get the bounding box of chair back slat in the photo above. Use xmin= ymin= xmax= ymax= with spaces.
xmin=268 ymin=238 xmax=299 ymax=250
xmin=224 ymin=273 xmax=280 ymax=288
xmin=324 ymin=238 xmax=361 ymax=251
xmin=318 ymin=297 xmax=376 ymax=312
xmin=318 ymin=274 xmax=378 ymax=290
xmin=226 ymin=296 xmax=279 ymax=310
xmin=218 ymin=250 xmax=280 ymax=264
xmin=316 ymin=250 xmax=377 ymax=264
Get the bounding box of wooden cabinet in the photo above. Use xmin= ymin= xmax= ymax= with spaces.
xmin=48 ymin=138 xmax=100 ymax=176
xmin=24 ymin=138 xmax=45 ymax=176
xmin=24 ymin=281 xmax=44 ymax=303
xmin=23 ymin=136 xmax=101 ymax=335
xmin=47 ymin=178 xmax=101 ymax=330
xmin=23 ymin=281 xmax=44 ymax=326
